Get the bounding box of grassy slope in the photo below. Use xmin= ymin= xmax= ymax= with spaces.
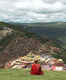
xmin=0 ymin=69 xmax=66 ymax=80
xmin=0 ymin=22 xmax=9 ymax=27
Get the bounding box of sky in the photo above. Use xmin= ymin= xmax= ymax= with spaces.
xmin=0 ymin=0 xmax=66 ymax=23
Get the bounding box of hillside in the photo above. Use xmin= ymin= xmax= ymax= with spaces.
xmin=9 ymin=22 xmax=66 ymax=45
xmin=24 ymin=22 xmax=66 ymax=28
xmin=0 ymin=22 xmax=66 ymax=67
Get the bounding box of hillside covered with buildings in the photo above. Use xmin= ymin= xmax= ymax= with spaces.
xmin=0 ymin=22 xmax=66 ymax=68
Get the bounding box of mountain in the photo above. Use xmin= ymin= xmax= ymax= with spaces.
xmin=0 ymin=21 xmax=66 ymax=67
xmin=23 ymin=22 xmax=66 ymax=28
xmin=1 ymin=21 xmax=66 ymax=44
xmin=24 ymin=22 xmax=66 ymax=46
xmin=1 ymin=21 xmax=66 ymax=47
xmin=0 ymin=30 xmax=65 ymax=67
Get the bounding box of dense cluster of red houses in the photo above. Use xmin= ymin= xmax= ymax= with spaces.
xmin=4 ymin=52 xmax=66 ymax=71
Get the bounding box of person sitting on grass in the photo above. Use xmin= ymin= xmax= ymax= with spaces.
xmin=30 ymin=59 xmax=44 ymax=75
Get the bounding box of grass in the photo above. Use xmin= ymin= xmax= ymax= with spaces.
xmin=0 ymin=69 xmax=66 ymax=80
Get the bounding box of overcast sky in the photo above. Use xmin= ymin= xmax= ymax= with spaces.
xmin=0 ymin=0 xmax=66 ymax=23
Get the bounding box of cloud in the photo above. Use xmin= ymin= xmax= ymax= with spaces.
xmin=0 ymin=0 xmax=66 ymax=23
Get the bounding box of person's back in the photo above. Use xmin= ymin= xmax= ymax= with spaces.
xmin=30 ymin=60 xmax=43 ymax=75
